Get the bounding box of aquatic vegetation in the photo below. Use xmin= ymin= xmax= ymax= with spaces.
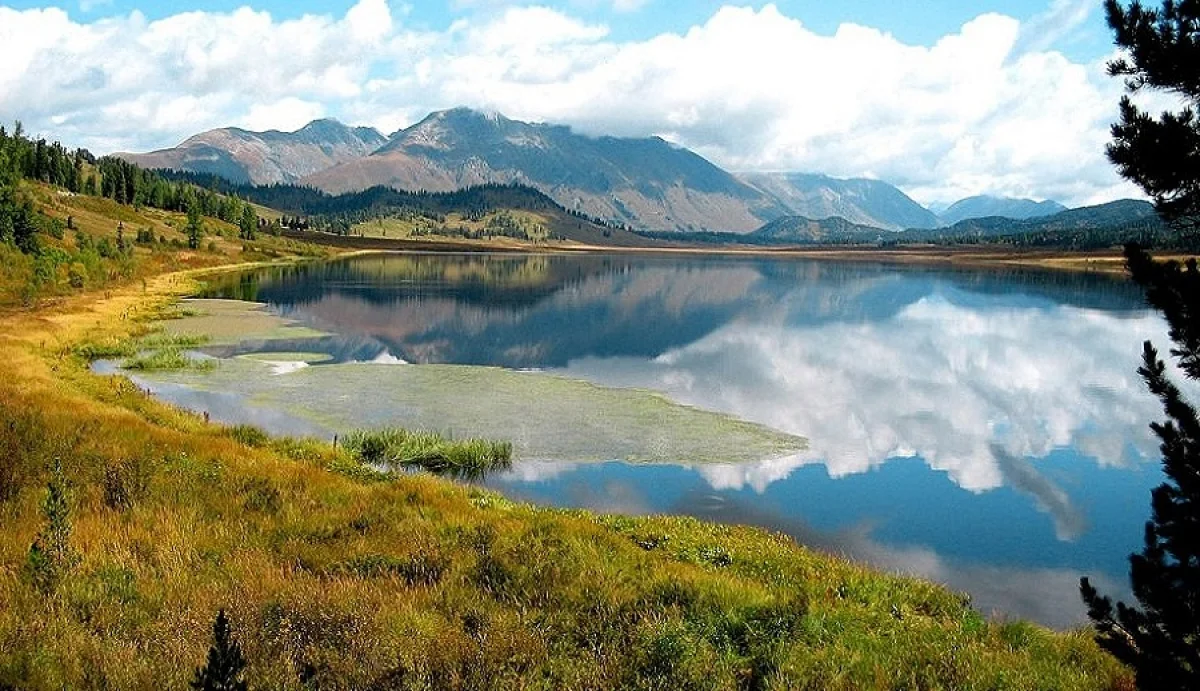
xmin=74 ymin=330 xmax=208 ymax=361
xmin=343 ymin=427 xmax=513 ymax=477
xmin=236 ymin=351 xmax=333 ymax=363
xmin=122 ymin=347 xmax=216 ymax=372
xmin=159 ymin=298 xmax=327 ymax=345
xmin=138 ymin=359 xmax=807 ymax=465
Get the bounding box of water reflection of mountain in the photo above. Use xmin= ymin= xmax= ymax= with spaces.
xmin=204 ymin=254 xmax=1148 ymax=368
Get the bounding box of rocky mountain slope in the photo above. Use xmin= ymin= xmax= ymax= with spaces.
xmin=115 ymin=119 xmax=387 ymax=185
xmin=739 ymin=172 xmax=938 ymax=231
xmin=302 ymin=108 xmax=782 ymax=233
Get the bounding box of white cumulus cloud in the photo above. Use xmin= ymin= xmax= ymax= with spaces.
xmin=0 ymin=1 xmax=1150 ymax=205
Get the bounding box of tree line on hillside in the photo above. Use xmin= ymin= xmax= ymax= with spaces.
xmin=0 ymin=122 xmax=269 ymax=306
xmin=639 ymin=211 xmax=1178 ymax=250
xmin=156 ymin=171 xmax=630 ymax=238
xmin=0 ymin=123 xmax=264 ymax=258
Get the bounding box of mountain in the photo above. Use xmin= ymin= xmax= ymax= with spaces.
xmin=739 ymin=172 xmax=939 ymax=231
xmin=938 ymin=195 xmax=1068 ymax=226
xmin=302 ymin=107 xmax=782 ymax=233
xmin=116 ymin=119 xmax=387 ymax=185
xmin=734 ymin=199 xmax=1164 ymax=248
xmin=750 ymin=215 xmax=890 ymax=244
xmin=928 ymin=199 xmax=1158 ymax=237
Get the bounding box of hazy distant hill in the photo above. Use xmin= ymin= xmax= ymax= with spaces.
xmin=750 ymin=215 xmax=890 ymax=244
xmin=116 ymin=119 xmax=387 ymax=185
xmin=704 ymin=198 xmax=1166 ymax=248
xmin=938 ymin=195 xmax=1067 ymax=226
xmin=918 ymin=199 xmax=1159 ymax=238
xmin=302 ymin=107 xmax=783 ymax=233
xmin=740 ymin=172 xmax=939 ymax=231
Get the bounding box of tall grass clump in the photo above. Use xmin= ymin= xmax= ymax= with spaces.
xmin=123 ymin=348 xmax=216 ymax=372
xmin=137 ymin=332 xmax=209 ymax=349
xmin=343 ymin=427 xmax=512 ymax=478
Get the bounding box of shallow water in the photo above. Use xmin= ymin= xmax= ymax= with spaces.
xmin=161 ymin=252 xmax=1182 ymax=628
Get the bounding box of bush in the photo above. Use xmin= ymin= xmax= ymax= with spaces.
xmin=25 ymin=458 xmax=78 ymax=594
xmin=225 ymin=424 xmax=269 ymax=447
xmin=102 ymin=457 xmax=152 ymax=511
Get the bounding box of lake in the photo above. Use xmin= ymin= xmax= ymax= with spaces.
xmin=142 ymin=252 xmax=1181 ymax=629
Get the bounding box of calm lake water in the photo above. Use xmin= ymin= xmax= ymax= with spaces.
xmin=171 ymin=252 xmax=1181 ymax=628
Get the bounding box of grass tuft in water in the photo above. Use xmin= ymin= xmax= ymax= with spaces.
xmin=136 ymin=332 xmax=210 ymax=349
xmin=122 ymin=348 xmax=216 ymax=372
xmin=344 ymin=427 xmax=513 ymax=478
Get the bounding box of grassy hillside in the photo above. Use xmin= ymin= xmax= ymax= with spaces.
xmin=156 ymin=173 xmax=658 ymax=247
xmin=0 ymin=184 xmax=1133 ymax=689
xmin=0 ymin=181 xmax=327 ymax=310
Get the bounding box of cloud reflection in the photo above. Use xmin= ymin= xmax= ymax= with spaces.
xmin=561 ymin=295 xmax=1178 ymax=495
xmin=672 ymin=486 xmax=1129 ymax=629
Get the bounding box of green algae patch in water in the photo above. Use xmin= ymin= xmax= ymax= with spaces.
xmin=138 ymin=358 xmax=807 ymax=465
xmin=158 ymin=299 xmax=327 ymax=345
xmin=236 ymin=352 xmax=334 ymax=364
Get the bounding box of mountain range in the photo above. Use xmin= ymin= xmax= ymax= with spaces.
xmin=116 ymin=108 xmax=1103 ymax=234
xmin=750 ymin=199 xmax=1163 ymax=247
xmin=116 ymin=119 xmax=387 ymax=185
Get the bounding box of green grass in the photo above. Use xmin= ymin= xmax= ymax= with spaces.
xmin=74 ymin=331 xmax=208 ymax=361
xmin=122 ymin=347 xmax=216 ymax=372
xmin=343 ymin=427 xmax=513 ymax=478
xmin=136 ymin=332 xmax=209 ymax=349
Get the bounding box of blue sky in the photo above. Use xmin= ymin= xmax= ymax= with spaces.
xmin=0 ymin=0 xmax=1145 ymax=205
xmin=24 ymin=0 xmax=1115 ymax=63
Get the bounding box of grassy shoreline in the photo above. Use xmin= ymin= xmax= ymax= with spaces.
xmin=0 ymin=252 xmax=1133 ymax=689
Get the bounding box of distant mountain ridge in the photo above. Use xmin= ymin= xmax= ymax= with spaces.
xmin=303 ymin=107 xmax=779 ymax=233
xmin=116 ymin=119 xmax=387 ymax=185
xmin=938 ymin=195 xmax=1067 ymax=226
xmin=115 ymin=107 xmax=1128 ymax=234
xmin=739 ymin=172 xmax=938 ymax=231
xmin=748 ymin=199 xmax=1163 ymax=247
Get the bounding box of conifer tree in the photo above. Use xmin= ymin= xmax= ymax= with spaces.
xmin=191 ymin=609 xmax=248 ymax=691
xmin=186 ymin=202 xmax=204 ymax=250
xmin=238 ymin=203 xmax=257 ymax=241
xmin=1080 ymin=2 xmax=1200 ymax=688
xmin=25 ymin=458 xmax=78 ymax=594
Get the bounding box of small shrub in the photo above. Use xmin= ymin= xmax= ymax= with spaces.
xmin=191 ymin=609 xmax=247 ymax=691
xmin=67 ymin=262 xmax=86 ymax=289
xmin=331 ymin=551 xmax=450 ymax=586
xmin=241 ymin=477 xmax=281 ymax=514
xmin=25 ymin=458 xmax=79 ymax=594
xmin=225 ymin=424 xmax=269 ymax=447
xmin=698 ymin=545 xmax=733 ymax=568
xmin=102 ymin=458 xmax=152 ymax=511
